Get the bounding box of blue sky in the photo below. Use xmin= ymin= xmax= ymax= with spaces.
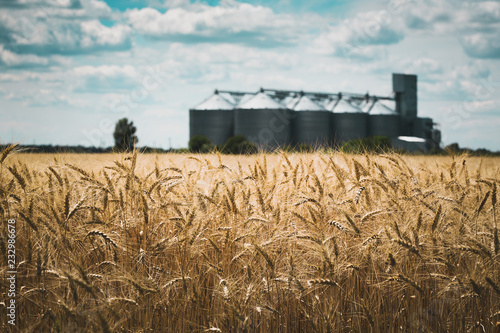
xmin=1 ymin=0 xmax=499 ymax=150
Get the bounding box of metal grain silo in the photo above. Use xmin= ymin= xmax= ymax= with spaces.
xmin=284 ymin=94 xmax=300 ymax=109
xmin=359 ymin=99 xmax=374 ymax=113
xmin=292 ymin=95 xmax=331 ymax=147
xmin=218 ymin=92 xmax=237 ymax=105
xmin=236 ymin=93 xmax=254 ymax=107
xmin=235 ymin=92 xmax=292 ymax=150
xmin=368 ymin=101 xmax=400 ymax=138
xmin=331 ymin=98 xmax=368 ymax=144
xmin=189 ymin=91 xmax=234 ymax=146
xmin=324 ymin=97 xmax=338 ymax=111
xmin=412 ymin=117 xmax=433 ymax=139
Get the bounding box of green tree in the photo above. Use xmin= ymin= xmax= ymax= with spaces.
xmin=222 ymin=135 xmax=257 ymax=154
xmin=445 ymin=143 xmax=460 ymax=153
xmin=297 ymin=144 xmax=313 ymax=153
xmin=340 ymin=138 xmax=364 ymax=154
xmin=223 ymin=135 xmax=245 ymax=154
xmin=370 ymin=136 xmax=392 ymax=153
xmin=189 ymin=135 xmax=213 ymax=153
xmin=237 ymin=140 xmax=258 ymax=154
xmin=113 ymin=118 xmax=138 ymax=152
xmin=341 ymin=136 xmax=392 ymax=154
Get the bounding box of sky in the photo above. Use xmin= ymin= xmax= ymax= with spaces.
xmin=0 ymin=0 xmax=499 ymax=150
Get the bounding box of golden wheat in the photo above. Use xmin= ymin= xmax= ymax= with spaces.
xmin=0 ymin=149 xmax=499 ymax=332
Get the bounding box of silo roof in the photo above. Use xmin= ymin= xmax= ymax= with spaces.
xmin=236 ymin=93 xmax=255 ymax=107
xmin=324 ymin=98 xmax=338 ymax=111
xmin=294 ymin=95 xmax=326 ymax=111
xmin=359 ymin=99 xmax=373 ymax=112
xmin=192 ymin=93 xmax=234 ymax=110
xmin=281 ymin=95 xmax=292 ymax=105
xmin=218 ymin=92 xmax=237 ymax=105
xmin=333 ymin=99 xmax=362 ymax=113
xmin=284 ymin=95 xmax=300 ymax=109
xmin=370 ymin=101 xmax=397 ymax=115
xmin=239 ymin=92 xmax=285 ymax=109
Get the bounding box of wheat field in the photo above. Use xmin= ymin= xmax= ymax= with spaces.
xmin=1 ymin=147 xmax=499 ymax=332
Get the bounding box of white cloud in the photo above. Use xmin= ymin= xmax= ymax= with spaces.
xmin=147 ymin=0 xmax=191 ymax=9
xmin=466 ymin=1 xmax=500 ymax=24
xmin=460 ymin=33 xmax=500 ymax=59
xmin=143 ymin=107 xmax=178 ymax=117
xmin=0 ymin=0 xmax=127 ymax=58
xmin=0 ymin=45 xmax=50 ymax=67
xmin=420 ymin=80 xmax=470 ymax=101
xmin=229 ymin=71 xmax=305 ymax=89
xmin=73 ymin=64 xmax=138 ymax=77
xmin=166 ymin=43 xmax=300 ymax=70
xmin=127 ymin=2 xmax=316 ymax=47
xmin=449 ymin=62 xmax=491 ymax=80
xmin=404 ymin=0 xmax=453 ymax=32
xmin=0 ymin=0 xmax=81 ymax=9
xmin=80 ymin=21 xmax=131 ymax=49
xmin=72 ymin=65 xmax=140 ymax=92
xmin=10 ymin=19 xmax=132 ymax=55
xmin=6 ymin=89 xmax=71 ymax=107
xmin=0 ymin=72 xmax=42 ymax=82
xmin=312 ymin=9 xmax=405 ymax=60
xmin=47 ymin=0 xmax=115 ymax=20
xmin=401 ymin=58 xmax=443 ymax=76
xmin=402 ymin=0 xmax=500 ymax=58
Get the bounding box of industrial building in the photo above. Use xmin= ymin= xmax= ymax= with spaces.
xmin=189 ymin=73 xmax=441 ymax=151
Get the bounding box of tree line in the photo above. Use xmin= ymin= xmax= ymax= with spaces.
xmin=4 ymin=118 xmax=499 ymax=155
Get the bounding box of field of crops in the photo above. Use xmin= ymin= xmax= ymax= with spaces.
xmin=1 ymin=147 xmax=499 ymax=332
